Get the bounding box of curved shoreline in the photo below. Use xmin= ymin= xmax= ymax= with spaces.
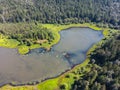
xmin=0 ymin=28 xmax=103 ymax=86
xmin=1 ymin=42 xmax=102 ymax=87
xmin=0 ymin=23 xmax=112 ymax=89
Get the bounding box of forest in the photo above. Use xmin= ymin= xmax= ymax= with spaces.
xmin=71 ymin=32 xmax=120 ymax=90
xmin=0 ymin=0 xmax=120 ymax=29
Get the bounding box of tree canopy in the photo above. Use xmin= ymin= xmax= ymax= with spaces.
xmin=0 ymin=0 xmax=120 ymax=29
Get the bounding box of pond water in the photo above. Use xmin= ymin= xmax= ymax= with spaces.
xmin=0 ymin=28 xmax=103 ymax=86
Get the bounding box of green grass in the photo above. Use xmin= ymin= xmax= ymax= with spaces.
xmin=0 ymin=39 xmax=20 ymax=48
xmin=37 ymin=79 xmax=59 ymax=90
xmin=18 ymin=45 xmax=29 ymax=55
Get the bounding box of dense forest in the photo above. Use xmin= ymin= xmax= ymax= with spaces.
xmin=0 ymin=0 xmax=120 ymax=29
xmin=71 ymin=33 xmax=120 ymax=90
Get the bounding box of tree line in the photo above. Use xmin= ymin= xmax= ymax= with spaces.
xmin=0 ymin=0 xmax=120 ymax=29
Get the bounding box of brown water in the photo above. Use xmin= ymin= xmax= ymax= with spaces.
xmin=0 ymin=28 xmax=103 ymax=86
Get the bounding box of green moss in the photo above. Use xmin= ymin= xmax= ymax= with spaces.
xmin=29 ymin=44 xmax=41 ymax=49
xmin=18 ymin=45 xmax=29 ymax=55
xmin=0 ymin=39 xmax=20 ymax=48
xmin=37 ymin=79 xmax=59 ymax=90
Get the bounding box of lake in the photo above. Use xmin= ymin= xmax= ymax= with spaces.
xmin=0 ymin=28 xmax=103 ymax=86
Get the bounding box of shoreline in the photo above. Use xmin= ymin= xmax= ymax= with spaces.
xmin=0 ymin=23 xmax=114 ymax=89
xmin=0 ymin=42 xmax=102 ymax=88
xmin=0 ymin=27 xmax=103 ymax=86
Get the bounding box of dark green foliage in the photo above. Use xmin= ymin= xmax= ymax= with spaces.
xmin=71 ymin=33 xmax=120 ymax=90
xmin=91 ymin=34 xmax=120 ymax=65
xmin=0 ymin=23 xmax=54 ymax=46
xmin=59 ymin=84 xmax=66 ymax=90
xmin=0 ymin=0 xmax=120 ymax=29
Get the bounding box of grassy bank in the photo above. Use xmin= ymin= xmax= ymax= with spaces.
xmin=0 ymin=23 xmax=118 ymax=90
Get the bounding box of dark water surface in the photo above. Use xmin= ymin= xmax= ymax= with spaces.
xmin=0 ymin=28 xmax=103 ymax=85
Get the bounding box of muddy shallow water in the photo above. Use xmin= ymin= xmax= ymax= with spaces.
xmin=0 ymin=28 xmax=103 ymax=86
